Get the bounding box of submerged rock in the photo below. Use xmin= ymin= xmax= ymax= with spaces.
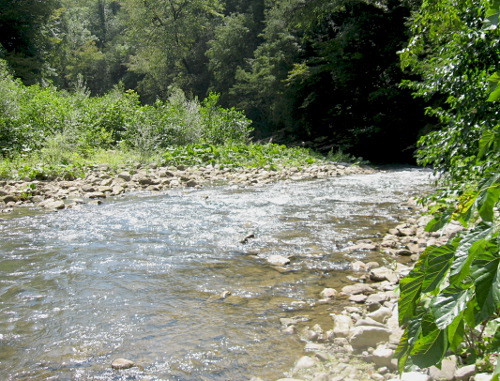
xmin=267 ymin=255 xmax=290 ymax=266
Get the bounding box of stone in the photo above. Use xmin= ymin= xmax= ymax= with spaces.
xmin=186 ymin=179 xmax=198 ymax=187
xmin=370 ymin=267 xmax=399 ymax=283
xmin=267 ymin=255 xmax=290 ymax=266
xmin=240 ymin=232 xmax=255 ymax=244
xmin=454 ymin=364 xmax=476 ymax=380
xmin=370 ymin=345 xmax=394 ymax=368
xmin=351 ymin=261 xmax=367 ymax=271
xmin=366 ymin=292 xmax=389 ymax=306
xmin=355 ymin=318 xmax=387 ymax=328
xmin=349 ymin=326 xmax=392 ymax=349
xmin=319 ymin=288 xmax=337 ymax=299
xmin=332 ymin=314 xmax=352 ymax=338
xmin=473 ymin=373 xmax=492 ymax=381
xmin=117 ymin=172 xmax=132 ymax=181
xmin=396 ymin=249 xmax=413 ymax=256
xmin=346 ymin=242 xmax=378 ymax=251
xmin=81 ymin=184 xmax=96 ymax=192
xmin=399 ymin=372 xmax=430 ymax=381
xmin=1 ymin=195 xmax=17 ymax=203
xmin=349 ymin=294 xmax=368 ymax=303
xmin=137 ymin=176 xmax=159 ymax=186
xmin=111 ymin=358 xmax=135 ymax=370
xmin=341 ymin=284 xmax=374 ymax=295
xmin=311 ymin=372 xmax=330 ymax=381
xmin=366 ymin=261 xmax=380 ymax=270
xmin=429 ymin=356 xmax=457 ymax=381
xmin=86 ymin=192 xmax=106 ymax=199
xmin=367 ymin=307 xmax=392 ymax=324
xmin=294 ymin=356 xmax=317 ymax=370
xmin=40 ymin=199 xmax=65 ymax=210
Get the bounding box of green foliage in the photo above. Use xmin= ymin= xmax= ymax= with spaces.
xmin=397 ymin=0 xmax=500 ymax=374
xmin=161 ymin=143 xmax=320 ymax=169
xmin=122 ymin=0 xmax=224 ymax=100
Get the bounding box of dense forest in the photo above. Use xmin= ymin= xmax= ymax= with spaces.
xmin=0 ymin=0 xmax=430 ymax=162
xmin=0 ymin=0 xmax=498 ymax=376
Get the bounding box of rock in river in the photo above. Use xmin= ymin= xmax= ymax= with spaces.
xmin=111 ymin=358 xmax=135 ymax=370
xmin=267 ymin=255 xmax=290 ymax=266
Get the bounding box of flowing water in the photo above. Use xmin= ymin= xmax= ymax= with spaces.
xmin=0 ymin=167 xmax=432 ymax=380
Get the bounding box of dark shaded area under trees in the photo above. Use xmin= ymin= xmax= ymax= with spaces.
xmin=0 ymin=0 xmax=428 ymax=163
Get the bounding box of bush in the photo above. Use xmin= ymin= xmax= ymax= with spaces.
xmin=0 ymin=60 xmax=254 ymax=162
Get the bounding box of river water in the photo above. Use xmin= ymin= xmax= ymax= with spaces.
xmin=0 ymin=167 xmax=432 ymax=380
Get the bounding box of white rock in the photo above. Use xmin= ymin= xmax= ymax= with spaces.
xmin=294 ymin=355 xmax=317 ymax=370
xmin=429 ymin=356 xmax=457 ymax=380
xmin=355 ymin=317 xmax=386 ymax=328
xmin=320 ymin=287 xmax=337 ymax=299
xmin=454 ymin=364 xmax=476 ymax=380
xmin=341 ymin=283 xmax=374 ymax=295
xmin=332 ymin=314 xmax=353 ymax=338
xmin=474 ymin=374 xmax=493 ymax=381
xmin=267 ymin=255 xmax=290 ymax=266
xmin=387 ymin=372 xmax=430 ymax=381
xmin=349 ymin=326 xmax=392 ymax=349
xmin=111 ymin=358 xmax=135 ymax=369
xmin=370 ymin=267 xmax=399 ymax=283
xmin=370 ymin=345 xmax=394 ymax=368
xmin=367 ymin=307 xmax=393 ymax=323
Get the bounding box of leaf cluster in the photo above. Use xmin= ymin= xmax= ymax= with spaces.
xmin=397 ymin=0 xmax=500 ymax=374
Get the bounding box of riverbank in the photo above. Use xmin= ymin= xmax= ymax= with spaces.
xmin=266 ymin=202 xmax=493 ymax=381
xmin=0 ymin=162 xmax=373 ymax=216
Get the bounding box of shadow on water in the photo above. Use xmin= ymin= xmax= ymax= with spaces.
xmin=0 ymin=168 xmax=433 ymax=380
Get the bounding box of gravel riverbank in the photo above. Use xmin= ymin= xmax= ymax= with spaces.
xmin=0 ymin=162 xmax=373 ymax=215
xmin=262 ymin=201 xmax=492 ymax=381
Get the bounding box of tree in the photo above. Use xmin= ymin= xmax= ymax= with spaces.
xmin=206 ymin=0 xmax=265 ymax=103
xmin=230 ymin=0 xmax=426 ymax=161
xmin=396 ymin=0 xmax=499 ymax=374
xmin=122 ymin=0 xmax=224 ymax=101
xmin=0 ymin=0 xmax=59 ymax=84
xmin=44 ymin=0 xmax=128 ymax=94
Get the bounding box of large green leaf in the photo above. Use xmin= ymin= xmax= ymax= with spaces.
xmin=399 ymin=262 xmax=425 ymax=326
xmin=396 ymin=310 xmax=424 ymax=373
xmin=421 ymin=243 xmax=457 ymax=293
xmin=410 ymin=314 xmax=448 ymax=369
xmin=432 ymin=287 xmax=474 ymax=329
xmin=450 ymin=225 xmax=494 ymax=283
xmin=447 ymin=315 xmax=465 ymax=352
xmin=478 ymin=184 xmax=500 ymax=222
xmin=471 ymin=238 xmax=500 ymax=321
xmin=425 ymin=211 xmax=452 ymax=232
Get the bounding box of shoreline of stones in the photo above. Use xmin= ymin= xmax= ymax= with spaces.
xmin=262 ymin=202 xmax=493 ymax=381
xmin=0 ymin=162 xmax=373 ymax=215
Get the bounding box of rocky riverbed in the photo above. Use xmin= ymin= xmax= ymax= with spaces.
xmin=261 ymin=202 xmax=493 ymax=381
xmin=1 ymin=164 xmax=493 ymax=380
xmin=0 ymin=162 xmax=373 ymax=215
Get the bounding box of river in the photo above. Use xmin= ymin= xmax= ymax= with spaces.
xmin=0 ymin=167 xmax=432 ymax=380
